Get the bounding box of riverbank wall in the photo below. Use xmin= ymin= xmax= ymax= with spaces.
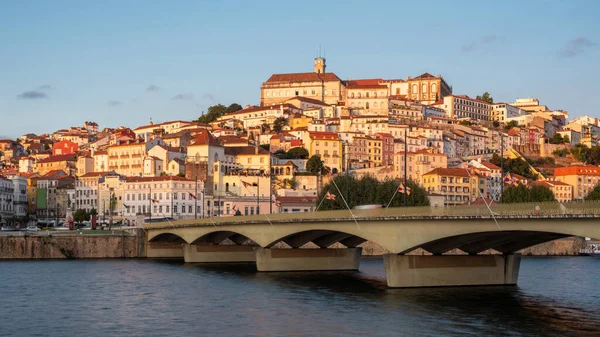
xmin=0 ymin=234 xmax=591 ymax=259
xmin=0 ymin=233 xmax=144 ymax=259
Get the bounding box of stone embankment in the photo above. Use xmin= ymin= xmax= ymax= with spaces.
xmin=0 ymin=232 xmax=144 ymax=259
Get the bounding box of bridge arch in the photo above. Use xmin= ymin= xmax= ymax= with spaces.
xmin=190 ymin=231 xmax=257 ymax=246
xmin=400 ymin=230 xmax=570 ymax=255
xmin=148 ymin=233 xmax=187 ymax=243
xmin=265 ymin=229 xmax=367 ymax=249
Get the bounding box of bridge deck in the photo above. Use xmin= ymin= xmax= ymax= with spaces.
xmin=144 ymin=201 xmax=600 ymax=230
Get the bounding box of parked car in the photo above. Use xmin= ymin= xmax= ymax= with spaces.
xmin=26 ymin=226 xmax=40 ymax=232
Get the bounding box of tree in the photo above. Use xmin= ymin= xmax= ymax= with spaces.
xmin=458 ymin=120 xmax=472 ymax=126
xmin=196 ymin=104 xmax=228 ymax=124
xmin=504 ymin=120 xmax=518 ymax=131
xmin=501 ymin=185 xmax=530 ymax=203
xmin=109 ymin=193 xmax=117 ymax=230
xmin=502 ymin=184 xmax=556 ymax=203
xmin=317 ymin=175 xmax=429 ymax=211
xmin=492 ymin=121 xmax=500 ymax=128
xmin=490 ymin=155 xmax=538 ymax=180
xmin=260 ymin=144 xmax=270 ymax=152
xmin=571 ymin=144 xmax=591 ymax=163
xmin=585 ymin=183 xmax=600 ymax=201
xmin=73 ymin=209 xmax=90 ymax=228
xmin=563 ymin=135 xmax=570 ymax=143
xmin=549 ymin=133 xmax=565 ymax=144
xmin=274 ymin=149 xmax=288 ymax=159
xmin=226 ymin=103 xmax=243 ymax=114
xmin=529 ymin=185 xmax=556 ymax=202
xmin=306 ymin=155 xmax=324 ymax=174
xmin=476 ymin=92 xmax=494 ymax=104
xmin=273 ymin=117 xmax=287 ymax=133
xmin=286 ymin=147 xmax=309 ymax=159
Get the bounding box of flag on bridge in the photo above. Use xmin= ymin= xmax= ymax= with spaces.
xmin=323 ymin=166 xmax=331 ymax=175
xmin=241 ymin=180 xmax=253 ymax=188
xmin=151 ymin=199 xmax=159 ymax=204
xmin=123 ymin=204 xmax=130 ymax=209
xmin=325 ymin=191 xmax=337 ymax=201
xmin=188 ymin=192 xmax=197 ymax=200
xmin=275 ymin=200 xmax=281 ymax=207
xmin=232 ymin=204 xmax=238 ymax=211
xmin=397 ymin=183 xmax=411 ymax=196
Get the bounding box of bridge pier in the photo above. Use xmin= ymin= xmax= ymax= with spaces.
xmin=255 ymin=247 xmax=362 ymax=272
xmin=383 ymin=254 xmax=521 ymax=288
xmin=146 ymin=243 xmax=184 ymax=259
xmin=183 ymin=244 xmax=256 ymax=263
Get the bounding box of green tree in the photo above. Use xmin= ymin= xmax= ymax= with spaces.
xmin=458 ymin=120 xmax=472 ymax=126
xmin=73 ymin=209 xmax=90 ymax=228
xmin=109 ymin=193 xmax=117 ymax=230
xmin=504 ymin=120 xmax=518 ymax=131
xmin=286 ymin=147 xmax=309 ymax=159
xmin=571 ymin=144 xmax=591 ymax=162
xmin=317 ymin=175 xmax=429 ymax=211
xmin=585 ymin=183 xmax=600 ymax=201
xmin=490 ymin=155 xmax=538 ymax=180
xmin=501 ymin=185 xmax=530 ymax=203
xmin=306 ymin=155 xmax=323 ymax=174
xmin=492 ymin=121 xmax=500 ymax=128
xmin=549 ymin=133 xmax=565 ymax=144
xmin=563 ymin=135 xmax=570 ymax=143
xmin=260 ymin=144 xmax=270 ymax=152
xmin=196 ymin=104 xmax=228 ymax=124
xmin=529 ymin=185 xmax=556 ymax=202
xmin=274 ymin=149 xmax=288 ymax=159
xmin=226 ymin=103 xmax=243 ymax=113
xmin=272 ymin=117 xmax=287 ymax=133
xmin=475 ymin=92 xmax=494 ymax=104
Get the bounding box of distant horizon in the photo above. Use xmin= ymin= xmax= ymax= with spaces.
xmin=1 ymin=0 xmax=599 ymax=138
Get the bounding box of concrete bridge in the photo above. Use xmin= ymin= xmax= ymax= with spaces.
xmin=144 ymin=202 xmax=600 ymax=288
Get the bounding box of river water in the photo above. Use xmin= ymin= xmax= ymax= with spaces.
xmin=0 ymin=257 xmax=599 ymax=337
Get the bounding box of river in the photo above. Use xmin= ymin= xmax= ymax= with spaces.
xmin=0 ymin=257 xmax=599 ymax=336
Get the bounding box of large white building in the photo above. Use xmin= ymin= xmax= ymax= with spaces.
xmin=7 ymin=175 xmax=27 ymax=218
xmin=442 ymin=95 xmax=492 ymax=121
xmin=491 ymin=103 xmax=524 ymax=123
xmin=0 ymin=176 xmax=15 ymax=222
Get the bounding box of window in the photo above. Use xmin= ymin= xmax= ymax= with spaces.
xmin=189 ymin=205 xmax=192 ymax=213
xmin=332 ymin=89 xmax=337 ymax=96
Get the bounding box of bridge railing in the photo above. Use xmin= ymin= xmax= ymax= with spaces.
xmin=145 ymin=201 xmax=600 ymax=228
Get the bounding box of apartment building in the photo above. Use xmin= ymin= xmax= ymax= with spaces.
xmin=422 ymin=168 xmax=487 ymax=206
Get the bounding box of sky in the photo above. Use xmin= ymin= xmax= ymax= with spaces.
xmin=0 ymin=0 xmax=599 ymax=139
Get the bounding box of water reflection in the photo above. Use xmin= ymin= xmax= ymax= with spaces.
xmin=1 ymin=257 xmax=599 ymax=336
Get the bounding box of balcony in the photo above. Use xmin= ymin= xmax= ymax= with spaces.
xmin=109 ymin=156 xmax=118 ymax=160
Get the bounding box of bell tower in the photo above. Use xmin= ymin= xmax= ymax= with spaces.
xmin=314 ymin=57 xmax=326 ymax=74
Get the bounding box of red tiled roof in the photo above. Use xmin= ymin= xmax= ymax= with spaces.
xmin=126 ymin=176 xmax=193 ymax=182
xmin=412 ymin=72 xmax=438 ymax=80
xmin=224 ymin=146 xmax=269 ymax=156
xmin=423 ymin=168 xmax=472 ymax=177
xmin=554 ymin=165 xmax=600 ymax=177
xmin=346 ymin=84 xmax=388 ymax=89
xmin=265 ymin=72 xmax=341 ymax=84
xmin=308 ymin=132 xmax=339 ymax=140
xmin=190 ymin=129 xmax=221 ymax=146
xmin=79 ymin=171 xmax=110 ymax=178
xmin=36 ymin=153 xmax=77 ymax=164
xmin=285 ymin=96 xmax=328 ymax=106
xmin=480 ymin=161 xmax=501 ymax=170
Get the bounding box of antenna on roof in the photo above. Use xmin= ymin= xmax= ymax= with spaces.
xmin=319 ymin=44 xmax=321 ymax=58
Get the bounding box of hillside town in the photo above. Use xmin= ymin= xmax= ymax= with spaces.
xmin=1 ymin=57 xmax=599 ymax=226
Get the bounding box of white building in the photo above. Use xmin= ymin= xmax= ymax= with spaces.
xmin=442 ymin=95 xmax=492 ymax=121
xmin=491 ymin=103 xmax=524 ymax=123
xmin=0 ymin=176 xmax=15 ymax=222
xmin=75 ymin=172 xmax=106 ymax=213
xmin=123 ymin=176 xmax=203 ymax=223
xmin=7 ymin=175 xmax=27 ymax=218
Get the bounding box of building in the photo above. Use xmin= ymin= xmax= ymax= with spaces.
xmin=405 ymin=73 xmax=452 ymax=105
xmin=374 ymin=133 xmax=395 ymax=167
xmin=303 ymin=132 xmax=342 ymax=173
xmin=123 ymin=176 xmax=202 ymax=223
xmin=554 ymin=165 xmax=600 ymax=200
xmin=491 ymin=103 xmax=523 ymax=123
xmin=394 ymin=147 xmax=448 ymax=184
xmin=75 ymin=172 xmax=108 ymax=213
xmin=35 ymin=170 xmax=72 ymax=219
xmin=442 ymin=95 xmax=492 ymax=121
xmin=7 ymin=175 xmax=28 ymax=218
xmin=97 ymin=173 xmax=128 ymax=221
xmin=531 ymin=180 xmax=573 ymax=203
xmin=260 ymin=58 xmax=344 ymax=106
xmin=52 ymin=139 xmax=79 ymax=156
xmin=36 ymin=154 xmax=77 ymax=176
xmin=107 ymin=138 xmax=163 ymax=177
xmin=467 ymin=159 xmax=502 ymax=201
xmin=345 ymin=79 xmax=389 ymax=115
xmin=276 ymin=195 xmax=317 ymax=213
xmin=422 ymin=168 xmax=487 ymax=206
xmin=0 ymin=176 xmax=15 ymax=222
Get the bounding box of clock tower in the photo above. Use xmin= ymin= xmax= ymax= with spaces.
xmin=314 ymin=57 xmax=326 ymax=74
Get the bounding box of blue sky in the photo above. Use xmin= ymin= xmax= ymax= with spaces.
xmin=0 ymin=0 xmax=598 ymax=138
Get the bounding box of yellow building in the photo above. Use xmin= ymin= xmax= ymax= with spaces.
xmin=394 ymin=147 xmax=448 ymax=184
xmin=107 ymin=139 xmax=162 ymax=177
xmin=260 ymin=58 xmax=345 ymax=106
xmin=531 ymin=180 xmax=573 ymax=203
xmin=345 ymin=80 xmax=389 ymax=115
xmin=406 ymin=73 xmax=452 ymax=105
xmin=304 ymin=131 xmax=342 ymax=173
xmin=36 ymin=153 xmax=77 ymax=176
xmin=554 ymin=165 xmax=600 ymax=200
xmin=366 ymin=136 xmax=382 ymax=167
xmin=422 ymin=168 xmax=486 ymax=206
xmin=289 ymin=113 xmax=313 ymax=130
